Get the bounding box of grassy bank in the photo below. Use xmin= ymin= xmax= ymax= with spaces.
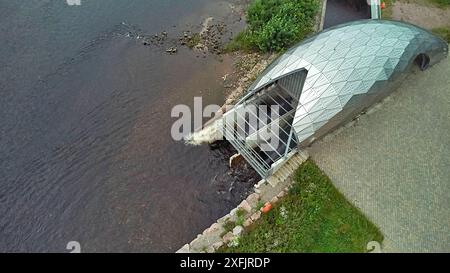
xmin=432 ymin=27 xmax=450 ymax=41
xmin=432 ymin=0 xmax=450 ymax=7
xmin=220 ymin=160 xmax=383 ymax=253
xmin=225 ymin=0 xmax=320 ymax=53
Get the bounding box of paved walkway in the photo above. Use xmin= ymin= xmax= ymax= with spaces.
xmin=323 ymin=0 xmax=370 ymax=29
xmin=308 ymin=57 xmax=450 ymax=253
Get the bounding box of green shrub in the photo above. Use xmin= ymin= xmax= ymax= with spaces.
xmin=432 ymin=0 xmax=450 ymax=7
xmin=227 ymin=0 xmax=320 ymax=53
xmin=247 ymin=0 xmax=283 ymax=30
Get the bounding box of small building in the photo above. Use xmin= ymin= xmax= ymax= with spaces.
xmin=223 ymin=20 xmax=448 ymax=179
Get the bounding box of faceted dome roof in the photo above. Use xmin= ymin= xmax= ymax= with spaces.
xmin=247 ymin=20 xmax=448 ymax=143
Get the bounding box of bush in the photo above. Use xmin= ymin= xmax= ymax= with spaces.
xmin=227 ymin=0 xmax=320 ymax=53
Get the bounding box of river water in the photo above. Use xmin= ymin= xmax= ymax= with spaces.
xmin=0 ymin=0 xmax=257 ymax=252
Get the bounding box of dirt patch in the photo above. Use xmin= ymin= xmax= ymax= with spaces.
xmin=221 ymin=52 xmax=277 ymax=105
xmin=392 ymin=2 xmax=450 ymax=29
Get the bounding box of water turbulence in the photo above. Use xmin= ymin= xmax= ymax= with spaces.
xmin=184 ymin=119 xmax=224 ymax=146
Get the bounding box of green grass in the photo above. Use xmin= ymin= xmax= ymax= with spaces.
xmin=224 ymin=30 xmax=256 ymax=52
xmin=236 ymin=208 xmax=247 ymax=226
xmin=220 ymin=160 xmax=383 ymax=253
xmin=221 ymin=220 xmax=236 ymax=237
xmin=186 ymin=33 xmax=201 ymax=49
xmin=382 ymin=0 xmax=396 ymax=19
xmin=225 ymin=0 xmax=320 ymax=53
xmin=432 ymin=27 xmax=450 ymax=42
xmin=431 ymin=0 xmax=450 ymax=7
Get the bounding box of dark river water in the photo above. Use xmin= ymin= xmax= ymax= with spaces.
xmin=0 ymin=0 xmax=257 ymax=252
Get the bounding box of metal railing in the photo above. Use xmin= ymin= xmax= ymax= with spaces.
xmin=223 ymin=85 xmax=300 ymax=179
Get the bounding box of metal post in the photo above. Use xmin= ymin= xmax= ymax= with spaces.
xmin=371 ymin=0 xmax=381 ymax=19
xmin=284 ymin=128 xmax=294 ymax=158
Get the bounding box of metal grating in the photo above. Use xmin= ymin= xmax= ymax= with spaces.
xmin=224 ymin=84 xmax=301 ymax=178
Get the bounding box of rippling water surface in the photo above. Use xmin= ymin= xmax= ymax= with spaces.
xmin=0 ymin=0 xmax=256 ymax=252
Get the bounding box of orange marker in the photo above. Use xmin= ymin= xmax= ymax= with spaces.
xmin=262 ymin=202 xmax=273 ymax=213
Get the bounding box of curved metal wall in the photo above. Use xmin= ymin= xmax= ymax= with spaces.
xmin=246 ymin=20 xmax=448 ymax=146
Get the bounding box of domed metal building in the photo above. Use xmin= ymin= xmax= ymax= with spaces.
xmin=223 ymin=20 xmax=448 ymax=179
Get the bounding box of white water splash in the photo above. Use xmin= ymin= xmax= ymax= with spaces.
xmin=184 ymin=119 xmax=223 ymax=146
xmin=200 ymin=17 xmax=214 ymax=37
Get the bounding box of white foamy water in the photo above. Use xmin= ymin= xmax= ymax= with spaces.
xmin=184 ymin=119 xmax=223 ymax=145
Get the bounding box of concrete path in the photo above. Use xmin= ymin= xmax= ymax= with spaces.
xmin=308 ymin=57 xmax=450 ymax=253
xmin=323 ymin=0 xmax=370 ymax=29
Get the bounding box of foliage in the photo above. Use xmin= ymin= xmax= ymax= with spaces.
xmin=236 ymin=208 xmax=247 ymax=226
xmin=431 ymin=0 xmax=450 ymax=7
xmin=432 ymin=27 xmax=450 ymax=42
xmin=221 ymin=220 xmax=236 ymax=237
xmin=226 ymin=0 xmax=320 ymax=53
xmin=186 ymin=33 xmax=201 ymax=48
